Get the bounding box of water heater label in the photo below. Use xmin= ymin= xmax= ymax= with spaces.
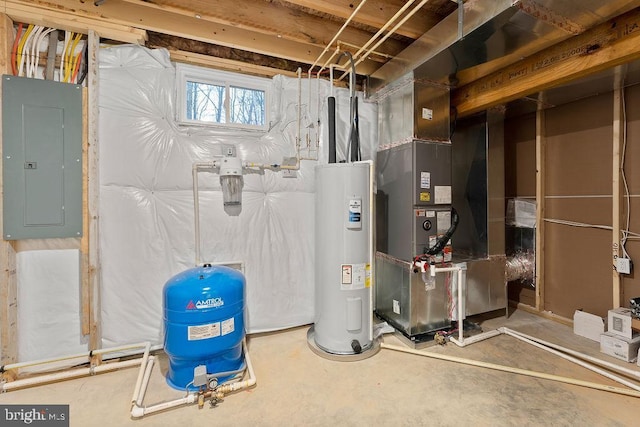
xmin=341 ymin=265 xmax=352 ymax=285
xmin=188 ymin=322 xmax=221 ymax=341
xmin=347 ymin=198 xmax=362 ymax=230
xmin=341 ymin=263 xmax=368 ymax=290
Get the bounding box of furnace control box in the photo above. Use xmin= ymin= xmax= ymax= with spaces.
xmin=376 ymin=140 xmax=452 ymax=261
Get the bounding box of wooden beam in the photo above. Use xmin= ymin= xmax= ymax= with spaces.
xmin=169 ymin=50 xmax=298 ymax=79
xmin=612 ymin=67 xmax=624 ymax=309
xmin=278 ymin=0 xmax=450 ymax=39
xmin=511 ymin=302 xmax=573 ymax=327
xmin=81 ymin=88 xmax=90 ymax=336
xmin=8 ymin=0 xmax=386 ymax=74
xmin=147 ymin=32 xmax=308 ymax=77
xmin=87 ymin=30 xmax=101 ymax=360
xmin=118 ymin=0 xmax=409 ymax=54
xmin=535 ymin=97 xmax=546 ymax=312
xmin=452 ymin=8 xmax=640 ymax=118
xmin=0 ymin=13 xmax=18 ymax=368
xmin=1 ymin=0 xmax=147 ymax=44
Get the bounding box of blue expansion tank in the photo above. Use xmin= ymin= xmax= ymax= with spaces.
xmin=163 ymin=264 xmax=245 ymax=390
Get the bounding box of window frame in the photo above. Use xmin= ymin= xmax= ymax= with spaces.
xmin=176 ymin=63 xmax=270 ymax=131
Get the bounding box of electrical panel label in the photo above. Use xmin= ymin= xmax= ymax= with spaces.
xmin=426 ymin=210 xmax=436 ymax=218
xmin=434 ymin=186 xmax=452 ymax=204
xmin=415 ymin=209 xmax=426 ymax=217
xmin=221 ymin=318 xmax=235 ymax=336
xmin=420 ymin=192 xmax=431 ymax=202
xmin=347 ymin=198 xmax=362 ymax=230
xmin=341 ymin=263 xmax=367 ymax=290
xmin=420 ymin=172 xmax=431 ymax=189
xmin=188 ymin=322 xmax=221 ymax=341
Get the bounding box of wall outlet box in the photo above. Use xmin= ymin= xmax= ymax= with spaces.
xmin=608 ymin=307 xmax=637 ymax=339
xmin=616 ymin=257 xmax=632 ymax=274
xmin=600 ymin=332 xmax=640 ymax=362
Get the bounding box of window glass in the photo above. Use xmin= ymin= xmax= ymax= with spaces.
xmin=177 ymin=64 xmax=270 ymax=131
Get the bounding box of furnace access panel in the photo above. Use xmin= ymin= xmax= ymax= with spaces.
xmin=376 ymin=140 xmax=452 ymax=261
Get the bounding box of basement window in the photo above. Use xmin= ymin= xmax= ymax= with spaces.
xmin=176 ymin=63 xmax=270 ymax=131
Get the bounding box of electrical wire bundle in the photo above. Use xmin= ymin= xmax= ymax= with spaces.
xmin=11 ymin=24 xmax=87 ymax=84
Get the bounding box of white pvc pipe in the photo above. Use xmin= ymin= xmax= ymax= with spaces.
xmin=135 ymin=356 xmax=156 ymax=406
xmin=308 ymin=0 xmax=368 ymax=72
xmin=381 ymin=343 xmax=640 ymax=399
xmin=131 ymin=342 xmax=151 ymax=405
xmin=503 ymin=328 xmax=640 ymax=380
xmin=337 ymin=0 xmax=429 ymax=82
xmin=430 ymin=264 xmax=470 ymax=345
xmin=450 ymin=329 xmax=502 ymax=347
xmin=131 ymin=394 xmax=197 ymax=418
xmin=1 ymin=358 xmax=142 ymax=392
xmin=217 ymin=339 xmax=256 ymax=394
xmin=131 ymin=338 xmax=256 ymax=418
xmin=501 ymin=328 xmax=640 ymax=392
xmin=2 ymin=342 xmax=150 ymax=372
xmin=191 ymin=161 xmax=217 ymax=266
xmin=338 ymin=0 xmax=416 ymax=76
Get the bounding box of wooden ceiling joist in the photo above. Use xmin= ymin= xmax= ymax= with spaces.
xmin=278 ymin=0 xmax=454 ymax=40
xmin=6 ymin=0 xmax=391 ymax=74
xmin=452 ymin=7 xmax=640 ymax=117
xmin=118 ymin=0 xmax=409 ymax=55
xmin=168 ymin=50 xmax=299 ymax=79
xmin=1 ymin=0 xmax=147 ymax=44
xmin=147 ymin=32 xmax=307 ymax=77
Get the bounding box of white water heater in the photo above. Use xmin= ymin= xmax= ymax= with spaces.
xmin=313 ymin=162 xmax=372 ymax=355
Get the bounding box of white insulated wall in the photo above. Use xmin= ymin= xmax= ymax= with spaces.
xmin=98 ymin=45 xmax=378 ymax=347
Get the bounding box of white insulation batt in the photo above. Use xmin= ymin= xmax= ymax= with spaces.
xmin=17 ymin=250 xmax=86 ymax=363
xmin=98 ymin=45 xmax=377 ymax=347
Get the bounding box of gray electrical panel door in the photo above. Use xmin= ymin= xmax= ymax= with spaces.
xmin=2 ymin=75 xmax=82 ymax=239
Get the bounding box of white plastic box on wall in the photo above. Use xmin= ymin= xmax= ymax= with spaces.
xmin=600 ymin=332 xmax=640 ymax=362
xmin=608 ymin=307 xmax=636 ymax=339
xmin=573 ymin=310 xmax=606 ymax=342
xmin=506 ymin=198 xmax=536 ymax=228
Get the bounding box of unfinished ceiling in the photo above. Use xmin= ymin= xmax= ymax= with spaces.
xmin=3 ymin=0 xmax=640 ymax=108
xmin=1 ymin=0 xmax=458 ymax=77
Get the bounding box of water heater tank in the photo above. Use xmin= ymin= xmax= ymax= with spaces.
xmin=314 ymin=162 xmax=372 ymax=354
xmin=163 ymin=264 xmax=245 ymax=390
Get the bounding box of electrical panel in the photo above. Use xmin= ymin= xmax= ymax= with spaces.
xmin=2 ymin=75 xmax=83 ymax=239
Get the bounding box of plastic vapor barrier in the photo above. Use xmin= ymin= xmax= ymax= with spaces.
xmin=17 ymin=250 xmax=87 ymax=365
xmin=98 ymin=45 xmax=377 ymax=347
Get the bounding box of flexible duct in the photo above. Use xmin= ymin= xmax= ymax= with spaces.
xmin=505 ymin=252 xmax=535 ymax=282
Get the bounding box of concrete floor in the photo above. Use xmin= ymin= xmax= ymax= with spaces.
xmin=1 ymin=309 xmax=638 ymax=426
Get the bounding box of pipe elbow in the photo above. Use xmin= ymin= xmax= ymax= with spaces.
xmin=130 ymin=405 xmax=145 ymax=419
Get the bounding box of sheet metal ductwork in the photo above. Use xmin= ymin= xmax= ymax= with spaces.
xmin=370 ymin=0 xmax=640 ymax=93
xmin=374 ymin=0 xmax=639 ymax=330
